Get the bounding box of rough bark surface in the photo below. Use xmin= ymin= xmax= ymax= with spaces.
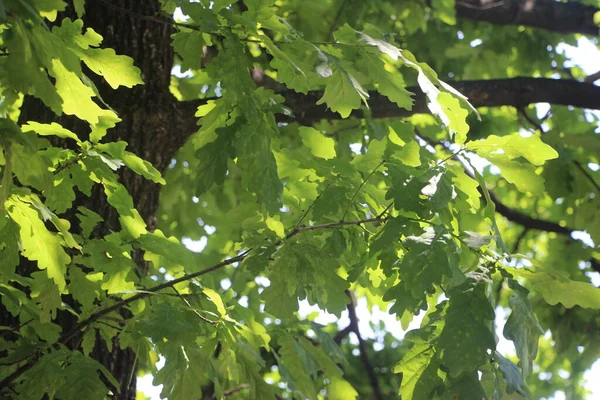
xmin=1 ymin=1 xmax=194 ymax=398
xmin=456 ymin=0 xmax=600 ymax=36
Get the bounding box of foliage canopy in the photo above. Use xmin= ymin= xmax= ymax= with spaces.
xmin=0 ymin=0 xmax=599 ymax=399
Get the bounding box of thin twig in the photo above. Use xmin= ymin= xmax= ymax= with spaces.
xmin=376 ymin=203 xmax=393 ymax=219
xmin=172 ymin=287 xmax=218 ymax=325
xmin=585 ymin=70 xmax=600 ymax=83
xmin=573 ymin=161 xmax=600 ymax=194
xmin=326 ymin=0 xmax=347 ymax=41
xmin=518 ymin=107 xmax=546 ymax=133
xmin=341 ymin=159 xmax=385 ymax=221
xmin=333 ymin=325 xmax=353 ymax=345
xmin=0 ymin=216 xmax=394 ymax=389
xmin=512 ymin=228 xmax=529 ymax=253
xmin=222 ymin=384 xmax=250 ymax=397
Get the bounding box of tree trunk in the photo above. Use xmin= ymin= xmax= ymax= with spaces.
xmin=2 ymin=1 xmax=191 ymax=398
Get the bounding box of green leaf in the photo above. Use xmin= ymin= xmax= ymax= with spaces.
xmin=486 ymin=154 xmax=546 ymax=195
xmin=437 ymin=92 xmax=469 ymax=144
xmin=299 ymin=126 xmax=337 ymax=159
xmin=76 ymin=206 xmax=104 ymax=238
xmin=68 ymin=267 xmax=101 ymax=311
xmin=437 ymin=279 xmax=496 ymax=377
xmin=172 ymin=30 xmax=205 ymax=71
xmin=277 ymin=335 xmax=318 ymax=400
xmin=203 ymin=288 xmax=227 ymax=317
xmin=394 ymin=342 xmax=442 ymax=399
xmin=496 ymin=352 xmax=530 ymax=397
xmin=263 ymin=243 xmax=349 ymax=318
xmin=449 ymin=165 xmax=480 ymax=211
xmin=73 ymin=0 xmax=85 ymax=17
xmin=136 ymin=303 xmax=202 ymax=343
xmin=51 ymin=59 xmax=109 ymax=124
xmin=234 ymin=116 xmax=283 ymax=215
xmin=384 ymin=227 xmax=457 ymax=316
xmin=137 ymin=230 xmax=197 ymax=270
xmin=56 ymin=352 xmax=118 ymax=399
xmin=316 ymin=67 xmax=368 ymax=118
xmin=30 ymin=271 xmax=62 ymax=324
xmin=194 ymin=126 xmax=233 ymax=195
xmin=4 ymin=21 xmax=63 ymax=114
xmin=442 ymin=372 xmax=488 ymax=400
xmin=468 ymin=165 xmax=510 ymax=255
xmin=345 ymin=27 xmax=475 ymax=138
xmin=262 ymin=270 xmax=299 ymax=317
xmin=393 ymin=140 xmax=422 ymax=167
xmin=328 ymin=377 xmax=358 ymax=400
xmin=22 ymin=121 xmax=81 ymax=143
xmin=95 ymin=142 xmax=166 ymax=184
xmin=432 ymin=0 xmax=457 ymax=25
xmin=503 ymin=279 xmax=543 ymax=377
xmin=81 ymin=48 xmax=143 ymax=89
xmin=82 ymin=239 xmax=138 ymax=294
xmin=467 ymin=133 xmax=558 ymax=166
xmin=0 ymin=220 xmax=21 ymax=283
xmin=6 ymin=196 xmax=70 ymax=291
xmin=514 ymin=267 xmax=600 ymax=309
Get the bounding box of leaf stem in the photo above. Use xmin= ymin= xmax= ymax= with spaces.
xmin=340 ymin=159 xmax=385 ymax=222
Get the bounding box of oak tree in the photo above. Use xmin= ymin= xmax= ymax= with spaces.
xmin=0 ymin=1 xmax=599 ymax=399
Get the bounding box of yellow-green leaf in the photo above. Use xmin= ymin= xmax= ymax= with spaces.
xmin=299 ymin=127 xmax=337 ymax=159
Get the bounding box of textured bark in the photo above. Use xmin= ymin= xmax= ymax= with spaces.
xmin=1 ymin=1 xmax=193 ymax=398
xmin=183 ymin=77 xmax=600 ymax=125
xmin=456 ymin=0 xmax=600 ymax=36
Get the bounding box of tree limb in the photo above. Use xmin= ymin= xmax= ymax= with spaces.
xmin=0 ymin=216 xmax=388 ymax=390
xmin=344 ymin=290 xmax=383 ymax=400
xmin=456 ymin=0 xmax=600 ymax=37
xmin=181 ymin=77 xmax=600 ymax=126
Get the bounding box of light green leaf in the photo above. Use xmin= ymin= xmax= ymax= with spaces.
xmin=467 ymin=133 xmax=558 ymax=166
xmin=278 ymin=335 xmax=318 ymax=400
xmin=6 ymin=196 xmax=69 ymax=291
xmin=22 ymin=121 xmax=80 ymax=143
xmin=394 ymin=342 xmax=442 ymax=399
xmin=137 ymin=230 xmax=196 ymax=270
xmin=81 ymin=48 xmax=143 ymax=89
xmin=437 ymin=92 xmax=469 ymax=144
xmin=328 ymin=377 xmax=358 ymax=400
xmin=432 ymin=0 xmax=457 ymax=25
xmin=95 ymin=141 xmax=165 ymax=184
xmin=265 ymin=216 xmax=285 ymax=238
xmin=317 ymin=68 xmax=368 ymax=118
xmin=203 ymin=288 xmax=227 ymax=317
xmin=516 ymin=267 xmax=600 ymax=309
xmin=51 ymin=59 xmax=108 ymax=124
xmin=299 ymin=127 xmax=336 ymax=159
xmin=487 ymin=154 xmax=546 ymax=195
xmin=393 ymin=140 xmax=421 ymax=167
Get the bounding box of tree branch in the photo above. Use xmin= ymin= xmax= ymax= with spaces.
xmin=344 ymin=290 xmax=383 ymax=400
xmin=181 ymin=77 xmax=600 ymax=126
xmin=456 ymin=0 xmax=600 ymax=37
xmin=0 ymin=216 xmax=389 ymax=390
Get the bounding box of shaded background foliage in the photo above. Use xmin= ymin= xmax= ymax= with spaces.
xmin=0 ymin=0 xmax=599 ymax=399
